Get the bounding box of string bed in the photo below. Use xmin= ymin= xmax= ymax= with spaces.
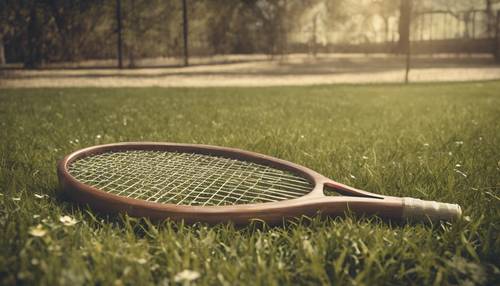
xmin=67 ymin=150 xmax=313 ymax=206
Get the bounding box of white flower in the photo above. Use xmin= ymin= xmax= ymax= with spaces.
xmin=174 ymin=270 xmax=200 ymax=283
xmin=454 ymin=169 xmax=467 ymax=178
xmin=423 ymin=143 xmax=430 ymax=147
xmin=59 ymin=215 xmax=78 ymax=226
xmin=362 ymin=156 xmax=369 ymax=160
xmin=455 ymin=141 xmax=464 ymax=145
xmin=96 ymin=134 xmax=102 ymax=139
xmin=137 ymin=258 xmax=147 ymax=264
xmin=29 ymin=224 xmax=47 ymax=237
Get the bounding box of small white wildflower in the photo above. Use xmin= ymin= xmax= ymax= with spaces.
xmin=29 ymin=224 xmax=47 ymax=237
xmin=454 ymin=169 xmax=467 ymax=178
xmin=59 ymin=215 xmax=78 ymax=226
xmin=448 ymin=152 xmax=453 ymax=156
xmin=174 ymin=270 xmax=200 ymax=283
xmin=455 ymin=164 xmax=462 ymax=167
xmin=96 ymin=134 xmax=102 ymax=139
xmin=303 ymin=239 xmax=314 ymax=255
xmin=362 ymin=156 xmax=369 ymax=160
xmin=74 ymin=139 xmax=79 ymax=143
xmin=423 ymin=143 xmax=429 ymax=147
xmin=455 ymin=141 xmax=463 ymax=145
xmin=137 ymin=258 xmax=147 ymax=264
xmin=300 ymin=135 xmax=305 ymax=139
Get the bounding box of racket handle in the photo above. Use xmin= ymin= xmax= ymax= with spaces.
xmin=401 ymin=197 xmax=462 ymax=221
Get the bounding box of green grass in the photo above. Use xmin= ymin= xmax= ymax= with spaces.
xmin=0 ymin=82 xmax=499 ymax=285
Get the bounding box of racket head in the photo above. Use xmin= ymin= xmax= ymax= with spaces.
xmin=57 ymin=142 xmax=334 ymax=223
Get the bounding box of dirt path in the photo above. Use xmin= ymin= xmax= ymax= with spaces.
xmin=2 ymin=54 xmax=499 ymax=88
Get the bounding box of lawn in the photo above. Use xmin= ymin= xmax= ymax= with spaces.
xmin=0 ymin=82 xmax=499 ymax=285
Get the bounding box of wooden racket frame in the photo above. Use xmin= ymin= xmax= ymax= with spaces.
xmin=57 ymin=142 xmax=414 ymax=224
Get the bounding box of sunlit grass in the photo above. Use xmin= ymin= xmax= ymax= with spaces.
xmin=0 ymin=82 xmax=499 ymax=285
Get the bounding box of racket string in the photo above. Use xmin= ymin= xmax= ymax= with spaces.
xmin=68 ymin=150 xmax=313 ymax=206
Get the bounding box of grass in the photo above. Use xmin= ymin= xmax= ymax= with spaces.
xmin=0 ymin=82 xmax=499 ymax=285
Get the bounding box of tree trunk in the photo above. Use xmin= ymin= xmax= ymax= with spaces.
xmin=182 ymin=0 xmax=189 ymax=67
xmin=486 ymin=0 xmax=493 ymax=38
xmin=398 ymin=0 xmax=412 ymax=54
xmin=311 ymin=14 xmax=317 ymax=57
xmin=384 ymin=17 xmax=390 ymax=43
xmin=280 ymin=0 xmax=288 ymax=58
xmin=116 ymin=0 xmax=123 ymax=69
xmin=0 ymin=35 xmax=5 ymax=65
xmin=25 ymin=5 xmax=42 ymax=68
xmin=398 ymin=0 xmax=412 ymax=83
xmin=496 ymin=11 xmax=500 ymax=62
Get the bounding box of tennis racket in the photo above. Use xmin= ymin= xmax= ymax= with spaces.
xmin=57 ymin=142 xmax=462 ymax=224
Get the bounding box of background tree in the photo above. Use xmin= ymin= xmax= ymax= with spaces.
xmin=398 ymin=0 xmax=412 ymax=53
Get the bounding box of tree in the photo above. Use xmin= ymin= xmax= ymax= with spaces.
xmin=204 ymin=0 xmax=241 ymax=54
xmin=0 ymin=0 xmax=19 ymax=64
xmin=25 ymin=2 xmax=45 ymax=68
xmin=46 ymin=0 xmax=104 ymax=62
xmin=371 ymin=0 xmax=399 ymax=42
xmin=398 ymin=0 xmax=412 ymax=53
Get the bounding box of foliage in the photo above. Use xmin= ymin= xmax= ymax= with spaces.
xmin=1 ymin=0 xmax=495 ymax=66
xmin=0 ymin=82 xmax=499 ymax=285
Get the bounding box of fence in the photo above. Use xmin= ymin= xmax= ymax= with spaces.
xmin=295 ymin=8 xmax=500 ymax=56
xmin=2 ymin=1 xmax=500 ymax=68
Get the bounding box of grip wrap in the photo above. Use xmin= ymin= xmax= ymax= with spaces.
xmin=401 ymin=197 xmax=462 ymax=221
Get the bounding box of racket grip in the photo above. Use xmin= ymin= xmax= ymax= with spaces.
xmin=401 ymin=197 xmax=462 ymax=221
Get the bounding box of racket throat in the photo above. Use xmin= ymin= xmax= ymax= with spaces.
xmin=323 ymin=181 xmax=384 ymax=200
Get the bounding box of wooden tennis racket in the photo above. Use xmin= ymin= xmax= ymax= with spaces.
xmin=57 ymin=142 xmax=461 ymax=224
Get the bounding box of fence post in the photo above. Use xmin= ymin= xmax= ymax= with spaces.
xmin=116 ymin=0 xmax=123 ymax=69
xmin=471 ymin=11 xmax=476 ymax=39
xmin=182 ymin=0 xmax=189 ymax=67
xmin=400 ymin=0 xmax=412 ymax=83
xmin=496 ymin=10 xmax=500 ymax=62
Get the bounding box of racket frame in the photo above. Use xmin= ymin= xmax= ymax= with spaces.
xmin=57 ymin=142 xmax=412 ymax=224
